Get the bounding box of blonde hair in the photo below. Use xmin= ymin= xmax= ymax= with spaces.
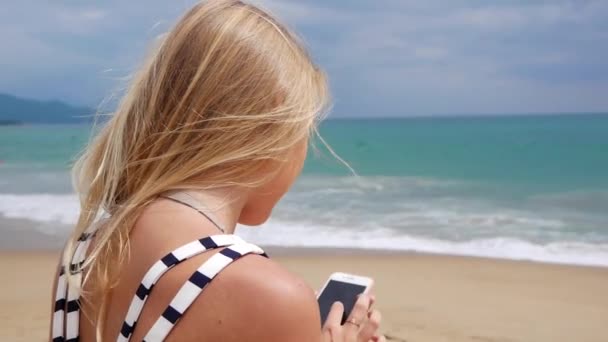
xmin=63 ymin=0 xmax=329 ymax=337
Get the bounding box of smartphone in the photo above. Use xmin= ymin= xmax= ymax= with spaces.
xmin=317 ymin=272 xmax=374 ymax=326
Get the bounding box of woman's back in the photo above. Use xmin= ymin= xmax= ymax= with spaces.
xmin=50 ymin=1 xmax=382 ymax=341
xmin=53 ymin=196 xmax=321 ymax=341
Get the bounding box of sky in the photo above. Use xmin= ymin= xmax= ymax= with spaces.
xmin=0 ymin=0 xmax=607 ymax=117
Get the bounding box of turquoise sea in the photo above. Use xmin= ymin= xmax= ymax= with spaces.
xmin=1 ymin=114 xmax=607 ymax=266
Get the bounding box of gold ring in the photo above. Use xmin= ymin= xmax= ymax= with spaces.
xmin=345 ymin=318 xmax=360 ymax=328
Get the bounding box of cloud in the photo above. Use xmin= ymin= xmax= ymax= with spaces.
xmin=254 ymin=0 xmax=348 ymax=24
xmin=54 ymin=8 xmax=108 ymax=34
xmin=284 ymin=0 xmax=608 ymax=115
xmin=0 ymin=0 xmax=606 ymax=115
xmin=80 ymin=9 xmax=107 ymax=21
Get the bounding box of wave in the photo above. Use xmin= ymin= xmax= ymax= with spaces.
xmin=295 ymin=175 xmax=464 ymax=192
xmin=1 ymin=193 xmax=607 ymax=267
xmin=241 ymin=220 xmax=608 ymax=267
xmin=0 ymin=193 xmax=79 ymax=225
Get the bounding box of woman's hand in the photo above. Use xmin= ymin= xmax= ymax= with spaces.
xmin=321 ymin=294 xmax=384 ymax=342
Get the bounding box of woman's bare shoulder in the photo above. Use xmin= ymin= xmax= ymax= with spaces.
xmin=166 ymin=254 xmax=322 ymax=342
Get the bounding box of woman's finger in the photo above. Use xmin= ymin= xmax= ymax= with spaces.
xmin=321 ymin=327 xmax=333 ymax=342
xmin=349 ymin=294 xmax=371 ymax=322
xmin=322 ymin=302 xmax=345 ymax=341
xmin=323 ymin=301 xmax=345 ymax=330
xmin=368 ymin=294 xmax=376 ymax=309
xmin=358 ymin=309 xmax=381 ymax=342
xmin=369 ymin=334 xmax=386 ymax=342
xmin=344 ymin=294 xmax=371 ymax=338
xmin=372 ymin=335 xmax=386 ymax=342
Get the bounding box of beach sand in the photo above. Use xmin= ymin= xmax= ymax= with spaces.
xmin=2 ymin=251 xmax=607 ymax=342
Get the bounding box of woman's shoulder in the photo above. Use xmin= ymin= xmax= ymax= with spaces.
xmin=165 ymin=253 xmax=322 ymax=341
xmin=124 ymin=201 xmax=322 ymax=340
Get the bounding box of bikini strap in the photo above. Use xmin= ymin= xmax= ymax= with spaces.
xmin=117 ymin=234 xmax=247 ymax=341
xmin=142 ymin=243 xmax=267 ymax=341
xmin=51 ymin=231 xmax=96 ymax=342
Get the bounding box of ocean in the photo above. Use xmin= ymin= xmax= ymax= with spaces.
xmin=1 ymin=114 xmax=607 ymax=266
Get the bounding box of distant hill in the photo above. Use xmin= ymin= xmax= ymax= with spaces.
xmin=0 ymin=93 xmax=94 ymax=124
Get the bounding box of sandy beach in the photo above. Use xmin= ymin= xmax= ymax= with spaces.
xmin=2 ymin=250 xmax=608 ymax=342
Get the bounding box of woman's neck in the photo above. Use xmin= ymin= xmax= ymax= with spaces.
xmin=174 ymin=188 xmax=248 ymax=234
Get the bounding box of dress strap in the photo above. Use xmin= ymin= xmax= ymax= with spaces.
xmin=142 ymin=243 xmax=267 ymax=342
xmin=117 ymin=234 xmax=246 ymax=342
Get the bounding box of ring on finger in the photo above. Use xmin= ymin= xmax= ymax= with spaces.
xmin=345 ymin=317 xmax=361 ymax=328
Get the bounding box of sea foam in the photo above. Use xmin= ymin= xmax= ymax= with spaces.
xmin=241 ymin=220 xmax=608 ymax=267
xmin=3 ymin=193 xmax=606 ymax=267
xmin=0 ymin=193 xmax=79 ymax=225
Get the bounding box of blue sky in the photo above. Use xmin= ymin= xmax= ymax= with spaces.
xmin=1 ymin=0 xmax=607 ymax=117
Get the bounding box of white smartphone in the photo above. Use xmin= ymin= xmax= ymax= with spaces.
xmin=317 ymin=272 xmax=374 ymax=326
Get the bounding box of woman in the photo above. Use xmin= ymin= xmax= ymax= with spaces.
xmin=50 ymin=1 xmax=383 ymax=341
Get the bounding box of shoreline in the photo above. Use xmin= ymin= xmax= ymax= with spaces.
xmin=0 ymin=214 xmax=608 ymax=269
xmin=264 ymin=245 xmax=608 ymax=269
xmin=2 ymin=242 xmax=607 ymax=271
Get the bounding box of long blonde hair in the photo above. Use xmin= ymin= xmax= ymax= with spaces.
xmin=63 ymin=0 xmax=329 ymax=336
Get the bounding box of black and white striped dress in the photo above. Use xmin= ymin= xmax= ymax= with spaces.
xmin=51 ymin=196 xmax=267 ymax=341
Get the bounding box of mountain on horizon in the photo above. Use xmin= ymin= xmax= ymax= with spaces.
xmin=0 ymin=93 xmax=94 ymax=124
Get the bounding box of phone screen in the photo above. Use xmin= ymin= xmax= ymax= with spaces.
xmin=317 ymin=280 xmax=367 ymax=326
